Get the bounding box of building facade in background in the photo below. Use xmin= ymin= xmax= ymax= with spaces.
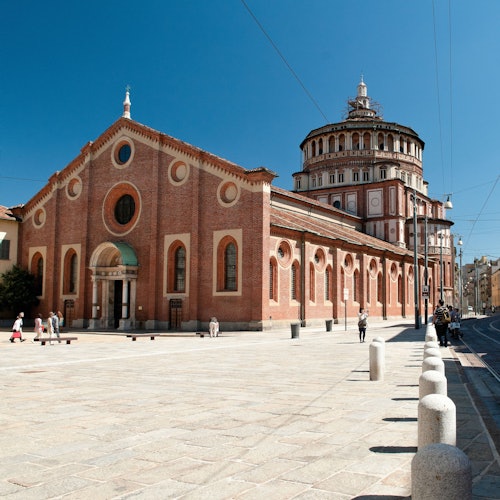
xmin=9 ymin=84 xmax=447 ymax=330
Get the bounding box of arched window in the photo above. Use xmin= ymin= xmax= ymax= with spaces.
xmin=325 ymin=266 xmax=331 ymax=301
xmin=63 ymin=249 xmax=78 ymax=294
xmin=217 ymin=239 xmax=238 ymax=291
xmin=338 ymin=134 xmax=345 ymax=151
xmin=352 ymin=133 xmax=360 ymax=150
xmin=31 ymin=253 xmax=44 ymax=296
xmin=309 ymin=262 xmax=315 ymax=303
xmin=363 ymin=132 xmax=371 ymax=150
xmin=291 ymin=261 xmax=300 ymax=300
xmin=398 ymin=275 xmax=402 ymax=303
xmin=378 ymin=133 xmax=385 ymax=150
xmin=269 ymin=258 xmax=278 ymax=301
xmin=377 ymin=272 xmax=383 ymax=303
xmin=329 ymin=136 xmax=335 ymax=153
xmin=311 ymin=140 xmax=316 ymax=157
xmin=318 ymin=138 xmax=323 ymax=155
xmin=353 ymin=269 xmax=359 ymax=302
xmin=174 ymin=246 xmax=186 ymax=292
xmin=167 ymin=242 xmax=187 ymax=293
xmin=388 ymin=134 xmax=394 ymax=152
xmin=366 ymin=270 xmax=371 ymax=304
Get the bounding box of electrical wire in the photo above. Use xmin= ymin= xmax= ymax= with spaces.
xmin=240 ymin=0 xmax=329 ymax=123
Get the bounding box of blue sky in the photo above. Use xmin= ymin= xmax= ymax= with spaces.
xmin=1 ymin=0 xmax=499 ymax=265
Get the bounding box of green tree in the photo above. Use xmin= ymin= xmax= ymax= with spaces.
xmin=0 ymin=265 xmax=39 ymax=315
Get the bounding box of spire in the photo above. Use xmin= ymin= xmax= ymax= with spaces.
xmin=357 ymin=75 xmax=367 ymax=98
xmin=122 ymin=85 xmax=131 ymax=119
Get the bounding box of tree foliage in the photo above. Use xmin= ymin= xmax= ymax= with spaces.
xmin=0 ymin=265 xmax=39 ymax=314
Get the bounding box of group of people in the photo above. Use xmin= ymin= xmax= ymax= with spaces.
xmin=9 ymin=311 xmax=64 ymax=343
xmin=432 ymin=299 xmax=462 ymax=347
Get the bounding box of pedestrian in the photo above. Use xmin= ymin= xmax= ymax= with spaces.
xmin=433 ymin=299 xmax=450 ymax=347
xmin=33 ymin=313 xmax=44 ymax=342
xmin=358 ymin=308 xmax=368 ymax=343
xmin=9 ymin=312 xmax=25 ymax=342
xmin=50 ymin=311 xmax=61 ymax=343
xmin=57 ymin=311 xmax=64 ymax=332
xmin=209 ymin=317 xmax=219 ymax=338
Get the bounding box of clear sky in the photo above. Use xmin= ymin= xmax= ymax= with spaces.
xmin=1 ymin=0 xmax=499 ymax=265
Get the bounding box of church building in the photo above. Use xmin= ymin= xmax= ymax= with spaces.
xmin=10 ymin=81 xmax=452 ymax=331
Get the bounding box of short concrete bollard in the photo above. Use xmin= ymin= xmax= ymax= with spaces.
xmin=291 ymin=323 xmax=300 ymax=339
xmin=419 ymin=370 xmax=447 ymax=399
xmin=424 ymin=340 xmax=439 ymax=350
xmin=425 ymin=324 xmax=437 ymax=342
xmin=412 ymin=443 xmax=472 ymax=500
xmin=423 ymin=347 xmax=441 ymax=359
xmin=418 ymin=393 xmax=456 ymax=449
xmin=369 ymin=340 xmax=384 ymax=381
xmin=422 ymin=356 xmax=445 ymax=375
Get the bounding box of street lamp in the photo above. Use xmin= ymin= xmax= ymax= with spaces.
xmin=411 ymin=189 xmax=421 ymax=329
xmin=438 ymin=233 xmax=444 ymax=301
xmin=457 ymin=236 xmax=463 ymax=314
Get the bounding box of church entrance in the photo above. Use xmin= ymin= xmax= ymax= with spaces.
xmin=88 ymin=242 xmax=138 ymax=330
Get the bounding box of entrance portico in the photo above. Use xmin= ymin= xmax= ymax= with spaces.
xmin=88 ymin=242 xmax=138 ymax=330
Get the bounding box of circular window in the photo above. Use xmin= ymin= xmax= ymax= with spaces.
xmin=314 ymin=248 xmax=326 ymax=269
xmin=344 ymin=254 xmax=354 ymax=273
xmin=66 ymin=177 xmax=83 ymax=200
xmin=33 ymin=208 xmax=46 ymax=228
xmin=390 ymin=263 xmax=398 ymax=281
xmin=217 ymin=181 xmax=240 ymax=207
xmin=369 ymin=259 xmax=378 ymax=278
xmin=112 ymin=139 xmax=134 ymax=168
xmin=114 ymin=194 xmax=135 ymax=225
xmin=168 ymin=160 xmax=190 ymax=186
xmin=277 ymin=240 xmax=292 ymax=267
xmin=102 ymin=182 xmax=141 ymax=236
xmin=117 ymin=144 xmax=131 ymax=164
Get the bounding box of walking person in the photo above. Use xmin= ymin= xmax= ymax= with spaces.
xmin=50 ymin=311 xmax=61 ymax=343
xmin=57 ymin=311 xmax=64 ymax=332
xmin=33 ymin=313 xmax=44 ymax=342
xmin=358 ymin=308 xmax=368 ymax=343
xmin=209 ymin=317 xmax=219 ymax=338
xmin=9 ymin=312 xmax=25 ymax=342
xmin=433 ymin=299 xmax=450 ymax=347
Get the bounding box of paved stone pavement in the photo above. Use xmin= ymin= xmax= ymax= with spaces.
xmin=1 ymin=320 xmax=499 ymax=499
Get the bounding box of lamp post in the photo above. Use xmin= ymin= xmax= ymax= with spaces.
xmin=457 ymin=237 xmax=463 ymax=314
xmin=438 ymin=233 xmax=444 ymax=301
xmin=412 ymin=189 xmax=420 ymax=329
xmin=424 ymin=215 xmax=429 ymax=324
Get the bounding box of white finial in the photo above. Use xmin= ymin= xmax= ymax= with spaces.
xmin=357 ymin=75 xmax=367 ymax=98
xmin=123 ymin=85 xmax=131 ymax=119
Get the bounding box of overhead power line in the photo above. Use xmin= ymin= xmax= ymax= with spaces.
xmin=240 ymin=0 xmax=329 ymax=123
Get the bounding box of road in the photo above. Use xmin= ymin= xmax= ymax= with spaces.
xmin=451 ymin=313 xmax=500 ymax=451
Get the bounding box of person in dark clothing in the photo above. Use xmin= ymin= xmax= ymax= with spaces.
xmin=433 ymin=299 xmax=449 ymax=347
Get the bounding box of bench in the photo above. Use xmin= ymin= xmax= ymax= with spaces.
xmin=126 ymin=334 xmax=161 ymax=341
xmin=35 ymin=337 xmax=78 ymax=346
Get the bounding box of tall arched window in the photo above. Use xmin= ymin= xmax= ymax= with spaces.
xmin=174 ymin=246 xmax=186 ymax=292
xmin=269 ymin=258 xmax=278 ymax=301
xmin=63 ymin=249 xmax=78 ymax=294
xmin=309 ymin=262 xmax=315 ymax=303
xmin=291 ymin=261 xmax=300 ymax=300
xmin=167 ymin=242 xmax=187 ymax=293
xmin=31 ymin=253 xmax=44 ymax=296
xmin=377 ymin=272 xmax=383 ymax=303
xmin=353 ymin=269 xmax=359 ymax=302
xmin=217 ymin=237 xmax=239 ymax=292
xmin=325 ymin=266 xmax=331 ymax=301
xmin=225 ymin=243 xmax=237 ymax=290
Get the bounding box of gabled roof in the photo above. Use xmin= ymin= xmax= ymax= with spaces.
xmin=20 ymin=117 xmax=277 ymax=214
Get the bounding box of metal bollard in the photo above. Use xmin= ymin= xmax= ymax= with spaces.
xmin=419 ymin=370 xmax=447 ymax=399
xmin=369 ymin=340 xmax=384 ymax=381
xmin=422 ymin=356 xmax=445 ymax=375
xmin=291 ymin=323 xmax=300 ymax=339
xmin=412 ymin=443 xmax=472 ymax=500
xmin=418 ymin=393 xmax=456 ymax=449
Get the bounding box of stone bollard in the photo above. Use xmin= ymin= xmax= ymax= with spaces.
xmin=369 ymin=340 xmax=384 ymax=381
xmin=419 ymin=370 xmax=447 ymax=399
xmin=423 ymin=347 xmax=441 ymax=360
xmin=424 ymin=340 xmax=439 ymax=350
xmin=422 ymin=356 xmax=445 ymax=375
xmin=412 ymin=443 xmax=472 ymax=500
xmin=418 ymin=393 xmax=456 ymax=449
xmin=425 ymin=324 xmax=437 ymax=342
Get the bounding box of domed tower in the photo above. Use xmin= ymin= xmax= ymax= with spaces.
xmin=292 ymin=79 xmax=455 ymax=304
